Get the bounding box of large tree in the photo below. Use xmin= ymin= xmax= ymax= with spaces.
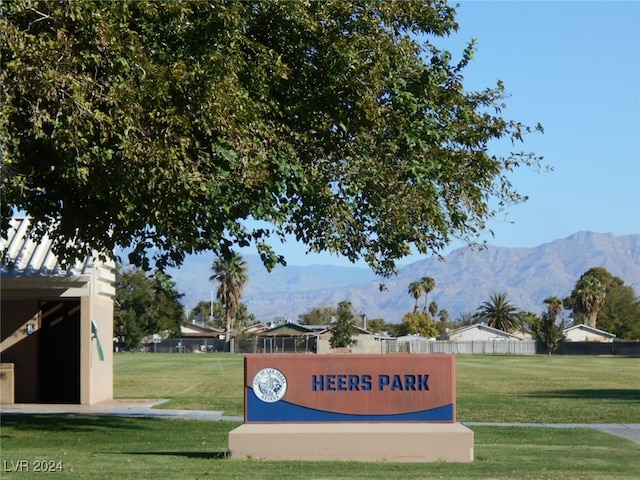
xmin=532 ymin=311 xmax=565 ymax=355
xmin=1 ymin=1 xmax=542 ymax=276
xmin=597 ymin=282 xmax=640 ymax=340
xmin=408 ymin=281 xmax=424 ymax=312
xmin=474 ymin=292 xmax=522 ymax=332
xmin=568 ymin=268 xmax=640 ymax=339
xmin=329 ymin=301 xmax=358 ymax=349
xmin=571 ymin=275 xmax=606 ymax=329
xmin=187 ymin=300 xmax=225 ymax=328
xmin=428 ymin=301 xmax=439 ymax=318
xmin=420 ymin=276 xmax=436 ymax=311
xmin=114 ymin=266 xmax=183 ymax=350
xmin=401 ymin=311 xmax=439 ymax=338
xmin=210 ymin=252 xmax=248 ymax=349
xmin=532 ymin=298 xmax=566 ymax=355
xmin=299 ymin=306 xmax=337 ymax=326
xmin=543 ymin=296 xmax=564 ymax=318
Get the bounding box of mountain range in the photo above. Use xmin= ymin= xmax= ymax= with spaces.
xmin=166 ymin=232 xmax=640 ymax=324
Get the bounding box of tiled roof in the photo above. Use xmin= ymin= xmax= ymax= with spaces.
xmin=1 ymin=217 xmax=94 ymax=277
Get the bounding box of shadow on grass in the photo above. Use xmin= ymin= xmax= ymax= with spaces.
xmin=532 ymin=389 xmax=640 ymax=400
xmin=102 ymin=450 xmax=228 ymax=459
xmin=0 ymin=414 xmax=155 ymax=432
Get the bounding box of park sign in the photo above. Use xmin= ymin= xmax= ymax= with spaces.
xmin=244 ymin=354 xmax=456 ymax=423
xmin=231 ymin=354 xmax=473 ymax=462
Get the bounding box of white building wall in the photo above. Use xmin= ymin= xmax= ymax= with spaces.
xmin=450 ymin=329 xmax=513 ymax=342
xmin=564 ymin=328 xmax=614 ymax=343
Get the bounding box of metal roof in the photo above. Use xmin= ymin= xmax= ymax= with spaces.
xmin=260 ymin=323 xmax=319 ymax=337
xmin=1 ymin=217 xmax=94 ymax=278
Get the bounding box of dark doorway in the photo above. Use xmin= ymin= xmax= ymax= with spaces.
xmin=38 ymin=300 xmax=81 ymax=403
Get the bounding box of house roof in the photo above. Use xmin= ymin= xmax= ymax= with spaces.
xmin=315 ymin=325 xmax=375 ymax=336
xmin=395 ymin=334 xmax=432 ymax=342
xmin=252 ymin=323 xmax=375 ymax=338
xmin=242 ymin=323 xmax=271 ymax=335
xmin=441 ymin=323 xmax=524 ymax=341
xmin=563 ymin=324 xmax=616 ymax=339
xmin=259 ymin=323 xmax=318 ymax=337
xmin=180 ymin=322 xmax=224 ymax=338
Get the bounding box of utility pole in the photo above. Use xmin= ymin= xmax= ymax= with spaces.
xmin=210 ymin=290 xmax=214 ymax=324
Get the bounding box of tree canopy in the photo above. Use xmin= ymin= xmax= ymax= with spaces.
xmin=1 ymin=1 xmax=542 ymax=276
xmin=210 ymin=252 xmax=248 ymax=340
xmin=401 ymin=311 xmax=439 ymax=338
xmin=329 ymin=301 xmax=358 ymax=349
xmin=474 ymin=292 xmax=522 ymax=332
xmin=570 ymin=274 xmax=606 ymax=328
xmin=298 ymin=306 xmax=337 ymax=326
xmin=566 ymin=267 xmax=640 ymax=339
xmin=532 ymin=300 xmax=565 ymax=355
xmin=114 ymin=266 xmax=183 ymax=350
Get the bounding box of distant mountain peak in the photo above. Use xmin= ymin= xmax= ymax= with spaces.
xmin=168 ymin=232 xmax=640 ymax=323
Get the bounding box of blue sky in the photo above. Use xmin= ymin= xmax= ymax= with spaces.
xmin=252 ymin=1 xmax=640 ymax=268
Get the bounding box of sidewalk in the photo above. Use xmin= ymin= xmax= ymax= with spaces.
xmin=1 ymin=402 xmax=638 ymax=444
xmin=0 ymin=400 xmax=244 ymax=422
xmin=462 ymin=422 xmax=640 ymax=445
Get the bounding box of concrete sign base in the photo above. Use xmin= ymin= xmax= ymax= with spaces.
xmin=228 ymin=422 xmax=474 ymax=462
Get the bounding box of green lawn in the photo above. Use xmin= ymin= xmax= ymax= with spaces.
xmin=113 ymin=353 xmax=640 ymax=423
xmin=1 ymin=417 xmax=638 ymax=480
xmin=455 ymin=355 xmax=640 ymax=423
xmin=2 ymin=353 xmax=639 ymax=479
xmin=114 ymin=353 xmax=244 ymax=414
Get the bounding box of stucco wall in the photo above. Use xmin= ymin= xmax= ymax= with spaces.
xmin=564 ymin=329 xmax=613 ymax=343
xmin=85 ymin=294 xmax=114 ymax=404
xmin=316 ymin=333 xmax=387 ymax=354
xmin=449 ymin=328 xmax=516 ymax=342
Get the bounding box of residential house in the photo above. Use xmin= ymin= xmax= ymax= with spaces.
xmin=255 ymin=323 xmax=321 ymax=353
xmin=315 ymin=326 xmax=387 ymax=354
xmin=563 ymin=324 xmax=616 ymax=343
xmin=180 ymin=321 xmax=225 ymax=339
xmin=439 ymin=323 xmax=525 ymax=342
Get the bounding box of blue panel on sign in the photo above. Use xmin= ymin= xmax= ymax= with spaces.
xmin=246 ymin=388 xmax=454 ymax=423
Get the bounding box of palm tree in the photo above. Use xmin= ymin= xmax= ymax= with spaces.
xmin=420 ymin=276 xmax=436 ymax=311
xmin=475 ymin=292 xmax=522 ymax=332
xmin=543 ymin=296 xmax=564 ymax=316
xmin=571 ymin=275 xmax=606 ymax=328
xmin=428 ymin=301 xmax=439 ymax=318
xmin=408 ymin=281 xmax=423 ymax=312
xmin=210 ymin=252 xmax=248 ymax=350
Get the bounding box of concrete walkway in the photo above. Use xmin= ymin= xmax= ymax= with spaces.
xmin=0 ymin=400 xmax=243 ymax=422
xmin=462 ymin=422 xmax=640 ymax=445
xmin=1 ymin=402 xmax=638 ymax=444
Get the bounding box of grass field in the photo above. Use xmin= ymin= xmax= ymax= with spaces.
xmin=113 ymin=353 xmax=640 ymax=423
xmin=2 ymin=353 xmax=639 ymax=479
xmin=455 ymin=355 xmax=640 ymax=423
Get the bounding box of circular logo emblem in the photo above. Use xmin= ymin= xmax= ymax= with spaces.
xmin=252 ymin=368 xmax=287 ymax=403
